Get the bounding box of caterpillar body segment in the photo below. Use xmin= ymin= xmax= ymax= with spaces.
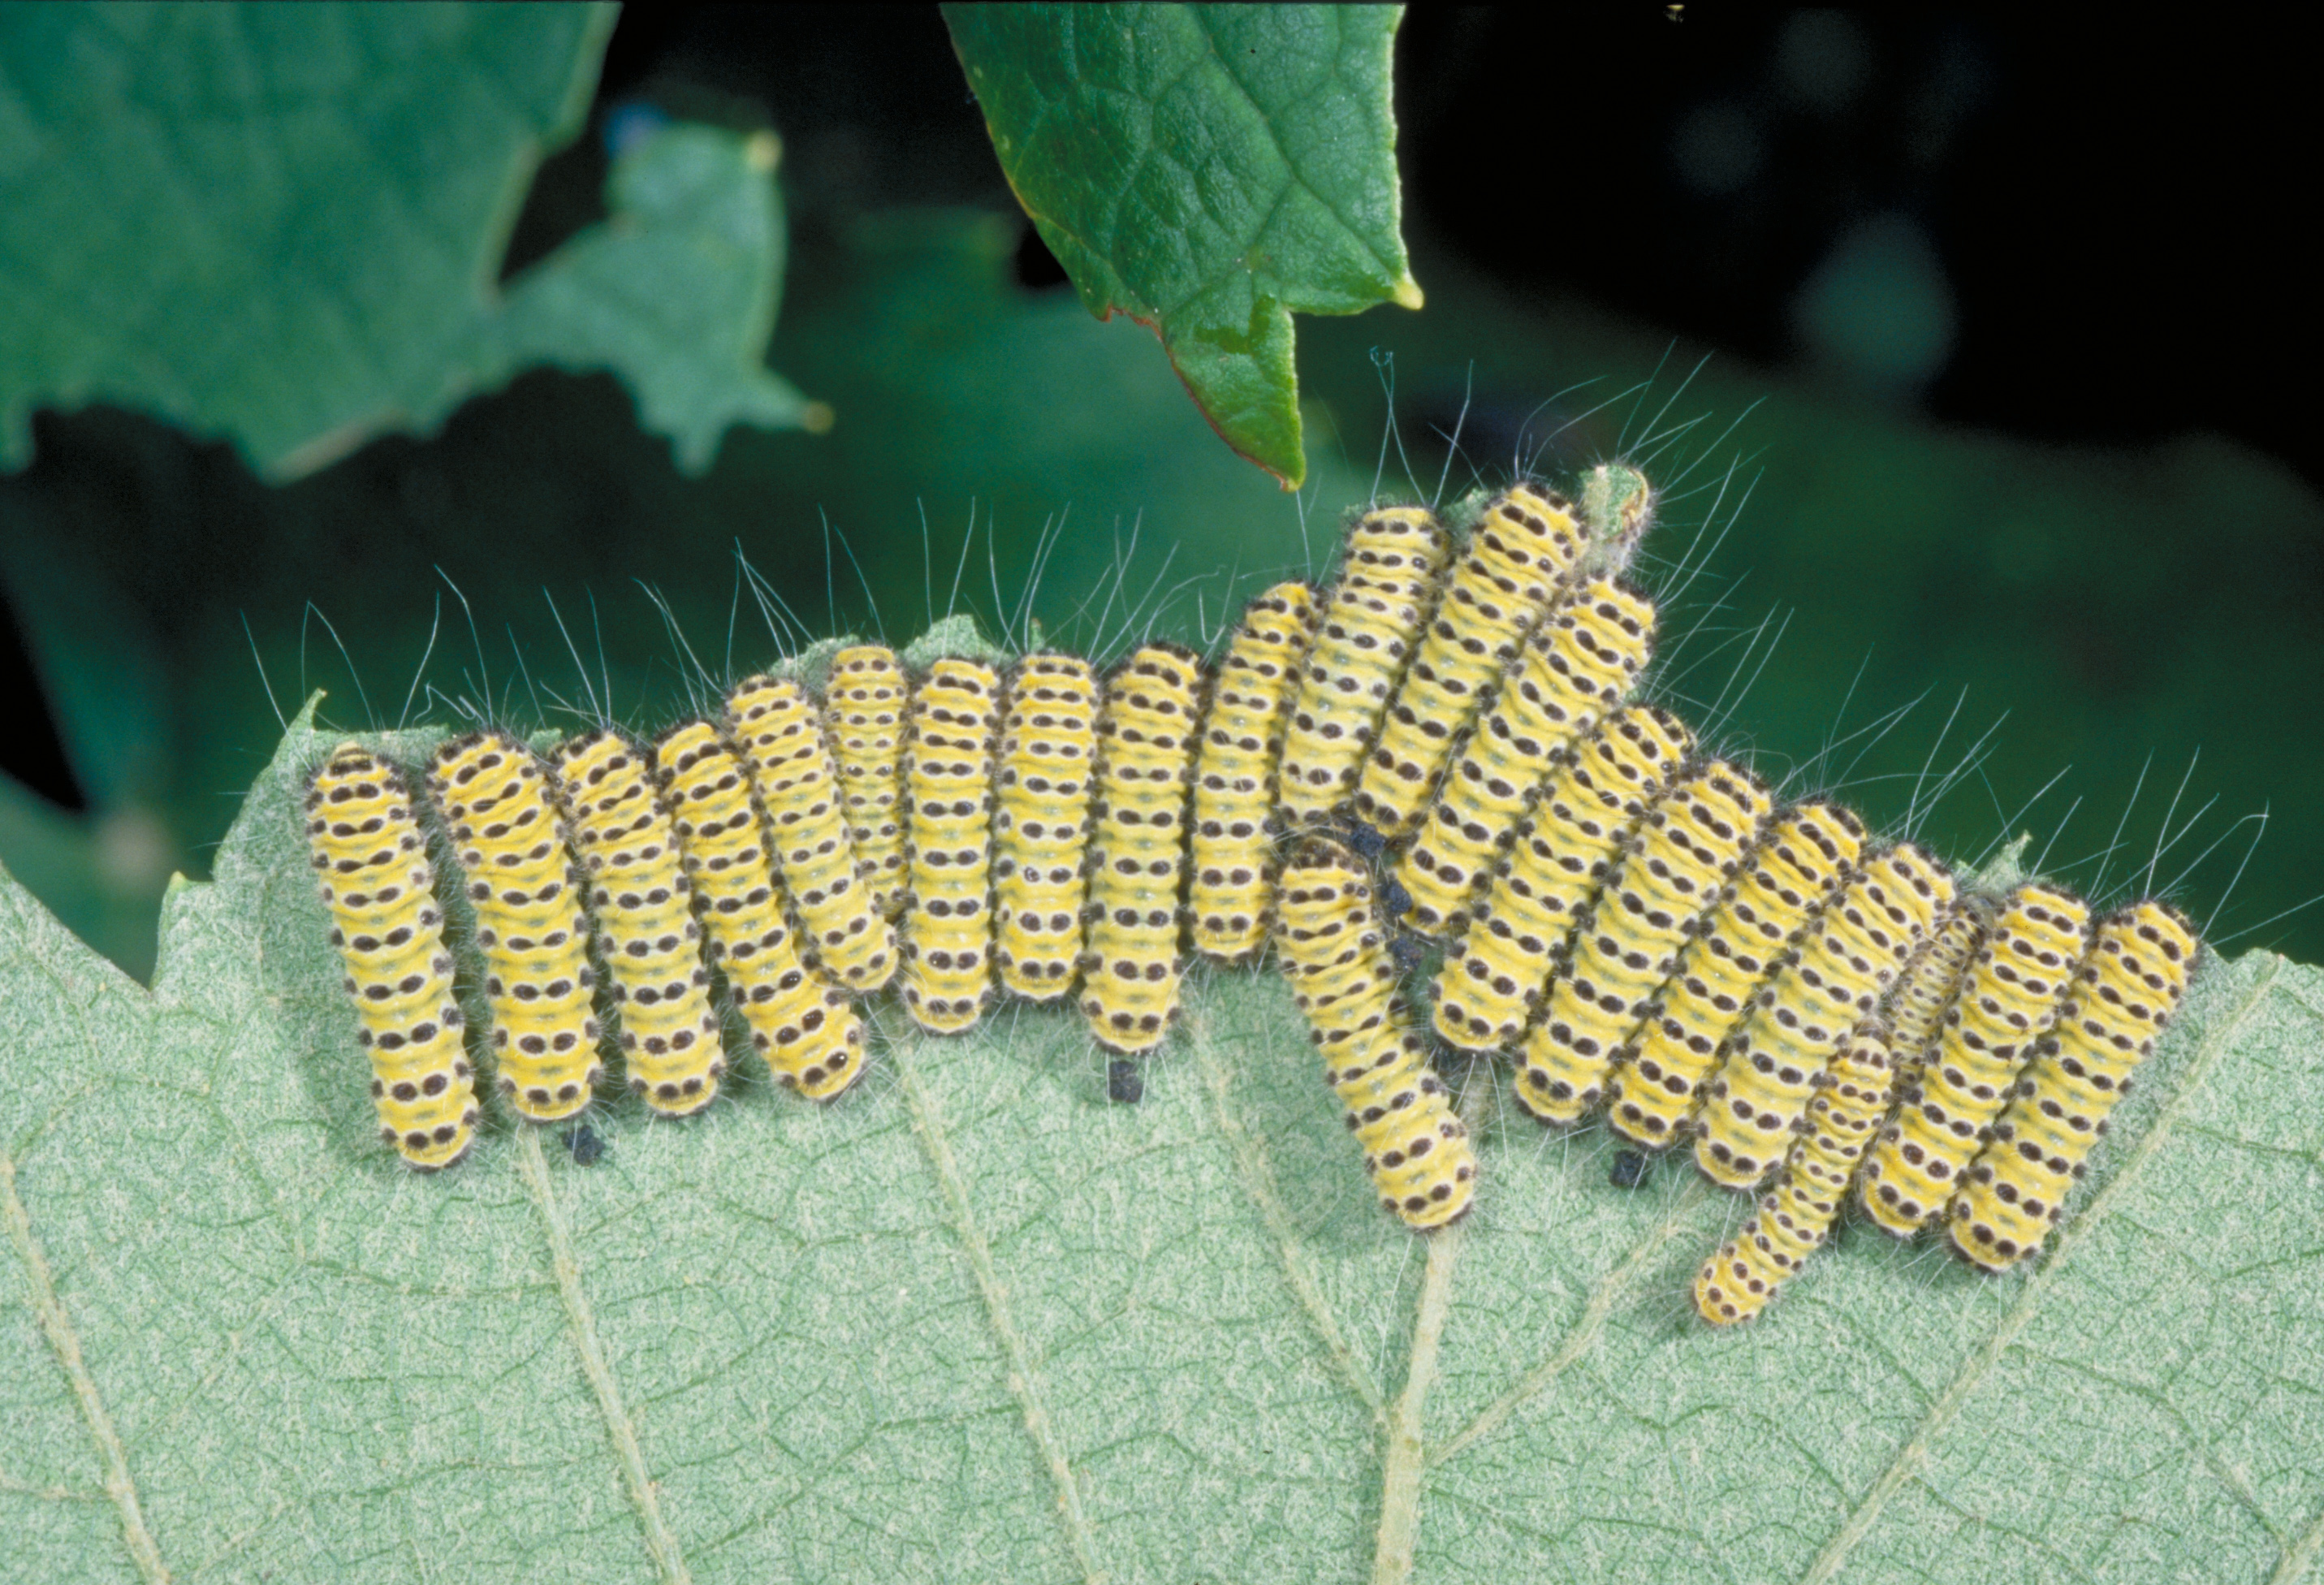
xmin=728 ymin=675 xmax=897 ymax=992
xmin=1606 ymin=801 xmax=1865 ymax=1148
xmin=1428 ymin=705 xmax=1694 ymax=1053
xmin=1276 ymin=507 xmax=1452 ymax=825
xmin=1395 ymin=578 xmax=1657 ymax=938
xmin=1354 ymin=485 xmax=1585 ymax=839
xmin=1514 ymin=760 xmax=1774 ymax=1125
xmin=653 ymin=722 xmax=866 ymax=1101
xmin=1946 ymin=900 xmax=2197 ymax=1270
xmin=550 ymin=731 xmax=727 ymax=1115
xmin=992 ymin=653 xmax=1099 ymax=1001
xmin=898 ymin=656 xmax=1004 ymax=1034
xmin=1855 ymin=884 xmax=2091 ymax=1235
xmin=1190 ymin=581 xmax=1316 ymax=964
xmin=305 ymin=743 xmax=479 ymax=1168
xmin=1081 ymin=644 xmax=1204 ymax=1055
xmin=826 ymin=644 xmax=912 ymax=916
xmin=427 ymin=731 xmax=602 ymax=1123
xmin=1691 ymin=844 xmax=1955 ymax=1189
xmin=1695 ymin=1024 xmax=1898 ymax=1324
xmin=1274 ymin=845 xmax=1477 ymax=1230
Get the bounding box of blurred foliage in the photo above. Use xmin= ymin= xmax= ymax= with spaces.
xmin=0 ymin=4 xmax=810 ymax=478
xmin=947 ymin=3 xmax=1419 ymax=486
xmin=0 ymin=2 xmax=2318 ymax=989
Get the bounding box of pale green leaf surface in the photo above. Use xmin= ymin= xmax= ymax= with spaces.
xmin=1 ymin=697 xmax=2319 ymax=1583
xmin=0 ymin=4 xmax=810 ymax=481
xmin=944 ymin=2 xmax=1418 ymax=488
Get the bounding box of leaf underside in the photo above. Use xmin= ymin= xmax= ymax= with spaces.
xmin=0 ymin=4 xmax=809 ymax=482
xmin=2 ymin=698 xmax=2320 ymax=1585
xmin=945 ymin=2 xmax=1420 ymax=490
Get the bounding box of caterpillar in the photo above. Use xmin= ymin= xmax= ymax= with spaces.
xmin=550 ymin=731 xmax=727 ymax=1115
xmin=1695 ymin=1022 xmax=1898 ymax=1324
xmin=304 ymin=742 xmax=480 ymax=1168
xmin=1082 ymin=643 xmax=1204 ymax=1055
xmin=1514 ymin=759 xmax=1773 ymax=1125
xmin=1353 ymin=484 xmax=1585 ymax=839
xmin=1190 ymin=581 xmax=1317 ymax=964
xmin=426 ymin=731 xmax=603 ymax=1124
xmin=1855 ymin=883 xmax=2090 ymax=1235
xmin=898 ymin=655 xmax=1004 ymax=1034
xmin=826 ymin=643 xmax=913 ymax=916
xmin=992 ymin=652 xmax=1098 ymax=1001
xmin=1946 ymin=899 xmax=2197 ymax=1270
xmin=1276 ymin=507 xmax=1452 ymax=825
xmin=1429 ymin=704 xmax=1695 ymax=1053
xmin=1274 ymin=842 xmax=1478 ymax=1230
xmin=727 ymin=674 xmax=897 ymax=992
xmin=1881 ymin=892 xmax=1997 ymax=1097
xmin=653 ymin=721 xmax=866 ymax=1100
xmin=1394 ymin=578 xmax=1658 ymax=937
xmin=1605 ymin=800 xmax=1865 ymax=1149
xmin=1691 ymin=843 xmax=1956 ymax=1189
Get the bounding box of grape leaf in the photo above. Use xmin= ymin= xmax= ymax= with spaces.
xmin=0 ymin=696 xmax=2317 ymax=1583
xmin=944 ymin=2 xmax=1421 ymax=490
xmin=0 ymin=3 xmax=811 ymax=482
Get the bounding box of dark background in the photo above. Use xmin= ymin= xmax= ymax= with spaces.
xmin=2 ymin=5 xmax=2318 ymax=978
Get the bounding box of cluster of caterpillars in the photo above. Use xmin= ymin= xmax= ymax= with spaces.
xmin=303 ymin=621 xmax=1263 ymax=1167
xmin=304 ymin=463 xmax=2198 ymax=1307
xmin=1237 ymin=468 xmax=2199 ymax=1297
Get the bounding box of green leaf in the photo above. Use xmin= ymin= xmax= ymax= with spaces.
xmin=3 ymin=693 xmax=2319 ymax=1582
xmin=944 ymin=2 xmax=1420 ymax=490
xmin=0 ymin=3 xmax=813 ymax=481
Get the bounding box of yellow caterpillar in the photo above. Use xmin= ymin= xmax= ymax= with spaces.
xmin=1855 ymin=883 xmax=2089 ymax=1234
xmin=898 ymin=656 xmax=1004 ymax=1034
xmin=654 ymin=721 xmax=866 ymax=1100
xmin=1429 ymin=704 xmax=1694 ymax=1053
xmin=1695 ymin=1023 xmax=1898 ymax=1324
xmin=1605 ymin=801 xmax=1864 ymax=1149
xmin=1353 ymin=484 xmax=1583 ymax=838
xmin=1190 ymin=581 xmax=1316 ymax=964
xmin=1947 ymin=900 xmax=2197 ymax=1270
xmin=427 ymin=731 xmax=602 ymax=1124
xmin=551 ymin=731 xmax=727 ymax=1116
xmin=1274 ymin=843 xmax=1478 ymax=1230
xmin=825 ymin=644 xmax=912 ymax=916
xmin=304 ymin=743 xmax=480 ymax=1168
xmin=1081 ymin=643 xmax=1204 ymax=1055
xmin=727 ymin=674 xmax=896 ymax=992
xmin=1515 ymin=760 xmax=1773 ymax=1125
xmin=1691 ymin=844 xmax=1955 ymax=1188
xmin=1276 ymin=507 xmax=1451 ymax=824
xmin=1394 ymin=578 xmax=1657 ymax=937
xmin=992 ymin=652 xmax=1098 ymax=1001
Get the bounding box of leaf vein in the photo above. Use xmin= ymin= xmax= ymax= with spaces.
xmin=892 ymin=1034 xmax=1105 ymax=1585
xmin=1432 ymin=1176 xmax=1716 ymax=1466
xmin=1793 ymin=952 xmax=2284 ymax=1585
xmin=515 ymin=1129 xmax=693 ymax=1585
xmin=1189 ymin=1008 xmax=1386 ymax=1417
xmin=1 ymin=1150 xmax=174 ymax=1585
